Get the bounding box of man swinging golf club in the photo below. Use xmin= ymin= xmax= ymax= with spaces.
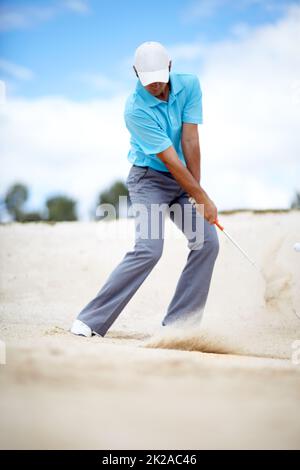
xmin=71 ymin=41 xmax=219 ymax=337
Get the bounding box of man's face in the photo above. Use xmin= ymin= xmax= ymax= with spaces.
xmin=144 ymin=81 xmax=168 ymax=97
xmin=133 ymin=62 xmax=172 ymax=97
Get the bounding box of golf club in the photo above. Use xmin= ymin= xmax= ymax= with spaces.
xmin=189 ymin=197 xmax=261 ymax=273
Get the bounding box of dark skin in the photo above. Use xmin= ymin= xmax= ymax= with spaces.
xmin=133 ymin=62 xmax=218 ymax=224
xmin=133 ymin=62 xmax=171 ymax=101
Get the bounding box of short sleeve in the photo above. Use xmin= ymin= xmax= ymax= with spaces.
xmin=182 ymin=76 xmax=203 ymax=124
xmin=124 ymin=110 xmax=173 ymax=155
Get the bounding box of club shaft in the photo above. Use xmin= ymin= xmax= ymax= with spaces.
xmin=222 ymin=229 xmax=257 ymax=269
xmin=188 ymin=197 xmax=259 ymax=271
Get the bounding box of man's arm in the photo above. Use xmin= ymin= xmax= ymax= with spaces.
xmin=156 ymin=145 xmax=217 ymax=224
xmin=181 ymin=122 xmax=201 ymax=183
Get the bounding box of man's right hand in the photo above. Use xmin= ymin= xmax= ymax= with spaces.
xmin=194 ymin=195 xmax=218 ymax=225
xmin=155 ymin=145 xmax=218 ymax=224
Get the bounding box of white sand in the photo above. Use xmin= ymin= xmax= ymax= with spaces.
xmin=0 ymin=211 xmax=300 ymax=449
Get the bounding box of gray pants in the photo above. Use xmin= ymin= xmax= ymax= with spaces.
xmin=77 ymin=165 xmax=219 ymax=336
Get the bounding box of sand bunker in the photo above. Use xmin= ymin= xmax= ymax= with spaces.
xmin=0 ymin=212 xmax=300 ymax=449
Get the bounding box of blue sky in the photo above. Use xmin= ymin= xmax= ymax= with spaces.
xmin=0 ymin=0 xmax=294 ymax=100
xmin=0 ymin=0 xmax=300 ymax=219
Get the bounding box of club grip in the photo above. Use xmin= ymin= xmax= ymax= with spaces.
xmin=214 ymin=219 xmax=224 ymax=231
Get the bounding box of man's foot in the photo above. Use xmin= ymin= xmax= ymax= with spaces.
xmin=70 ymin=319 xmax=92 ymax=337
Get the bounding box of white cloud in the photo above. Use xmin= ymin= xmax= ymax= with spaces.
xmin=78 ymin=72 xmax=126 ymax=94
xmin=168 ymin=43 xmax=206 ymax=62
xmin=0 ymin=4 xmax=56 ymax=31
xmin=0 ymin=1 xmax=90 ymax=31
xmin=1 ymin=5 xmax=300 ymax=218
xmin=0 ymin=59 xmax=34 ymax=81
xmin=171 ymin=4 xmax=300 ymax=209
xmin=182 ymin=0 xmax=227 ymax=21
xmin=63 ymin=0 xmax=90 ymax=14
xmin=181 ymin=0 xmax=292 ymax=22
xmin=0 ymin=94 xmax=131 ymax=219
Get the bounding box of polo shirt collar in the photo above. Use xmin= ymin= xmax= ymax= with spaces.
xmin=136 ymin=72 xmax=183 ymax=107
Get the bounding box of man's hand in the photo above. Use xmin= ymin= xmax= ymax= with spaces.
xmin=194 ymin=195 xmax=218 ymax=225
xmin=157 ymin=145 xmax=218 ymax=225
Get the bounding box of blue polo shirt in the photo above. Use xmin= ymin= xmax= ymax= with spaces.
xmin=124 ymin=72 xmax=203 ymax=172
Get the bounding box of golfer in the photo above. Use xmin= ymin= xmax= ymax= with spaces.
xmin=71 ymin=41 xmax=219 ymax=337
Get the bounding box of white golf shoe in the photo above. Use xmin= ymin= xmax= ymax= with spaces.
xmin=70 ymin=319 xmax=92 ymax=337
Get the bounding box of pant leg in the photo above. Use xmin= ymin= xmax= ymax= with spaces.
xmin=162 ymin=190 xmax=219 ymax=328
xmin=77 ymin=166 xmax=176 ymax=337
xmin=77 ymin=231 xmax=164 ymax=336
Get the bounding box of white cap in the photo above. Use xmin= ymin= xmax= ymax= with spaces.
xmin=134 ymin=41 xmax=170 ymax=86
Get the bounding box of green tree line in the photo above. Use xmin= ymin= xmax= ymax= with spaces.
xmin=0 ymin=182 xmax=299 ymax=223
xmin=1 ymin=180 xmax=129 ymax=223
